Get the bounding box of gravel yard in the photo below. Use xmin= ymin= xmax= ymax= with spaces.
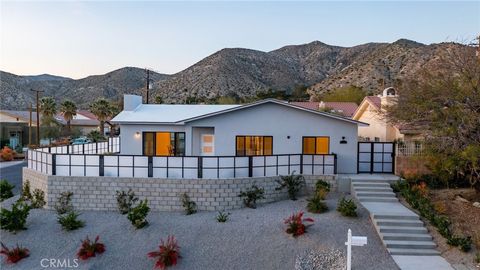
xmin=1 ymin=192 xmax=398 ymax=270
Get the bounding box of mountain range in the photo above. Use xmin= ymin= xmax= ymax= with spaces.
xmin=0 ymin=39 xmax=464 ymax=109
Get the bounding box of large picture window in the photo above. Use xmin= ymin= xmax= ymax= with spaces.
xmin=236 ymin=136 xmax=273 ymax=156
xmin=143 ymin=132 xmax=185 ymax=156
xmin=302 ymin=136 xmax=330 ymax=155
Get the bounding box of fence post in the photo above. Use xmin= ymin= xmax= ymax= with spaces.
xmin=99 ymin=155 xmax=104 ymax=176
xmin=107 ymin=138 xmax=110 ymax=153
xmin=95 ymin=142 xmax=98 ymax=154
xmin=334 ymin=154 xmax=338 ymax=174
xmin=52 ymin=154 xmax=56 ymax=175
xmin=67 ymin=145 xmax=70 ymax=154
xmin=197 ymin=157 xmax=203 ymax=178
xmin=82 ymin=144 xmax=85 ymax=154
xmin=48 ymin=147 xmax=51 ymax=153
xmin=248 ymin=156 xmax=253 ymax=177
xmin=148 ymin=156 xmax=153 ymax=177
xmin=300 ymin=154 xmax=303 ymax=174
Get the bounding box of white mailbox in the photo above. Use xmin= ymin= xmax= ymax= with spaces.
xmin=345 ymin=229 xmax=368 ymax=270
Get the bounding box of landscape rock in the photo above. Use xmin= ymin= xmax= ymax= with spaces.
xmin=455 ymin=195 xmax=469 ymax=203
xmin=473 ymin=202 xmax=480 ymax=208
xmin=295 ymin=248 xmax=346 ymax=270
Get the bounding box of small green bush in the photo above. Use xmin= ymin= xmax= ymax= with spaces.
xmin=180 ymin=193 xmax=197 ymax=215
xmin=54 ymin=192 xmax=74 ymax=215
xmin=475 ymin=252 xmax=480 ymax=263
xmin=447 ymin=236 xmax=472 ymax=252
xmin=275 ymin=173 xmax=305 ymax=200
xmin=21 ymin=181 xmax=32 ymax=201
xmin=127 ymin=200 xmax=149 ymax=229
xmin=0 ymin=180 xmax=14 ymax=202
xmin=315 ymin=179 xmax=331 ymax=193
xmin=216 ymin=211 xmax=230 ymax=223
xmin=238 ymin=185 xmax=265 ymax=209
xmin=116 ymin=189 xmax=138 ymax=215
xmin=0 ymin=200 xmax=30 ymax=233
xmin=31 ymin=189 xmax=46 ymax=209
xmin=306 ymin=194 xmax=328 ymax=214
xmin=58 ymin=211 xmax=85 ymax=231
xmin=337 ymin=197 xmax=357 ymax=217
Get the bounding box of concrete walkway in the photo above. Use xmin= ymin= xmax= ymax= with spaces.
xmin=348 ymin=174 xmax=454 ymax=270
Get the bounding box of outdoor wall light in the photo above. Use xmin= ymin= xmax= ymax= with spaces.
xmin=287 ymin=136 xmax=291 ymax=139
xmin=135 ymin=132 xmax=141 ymax=138
xmin=340 ymin=136 xmax=348 ymax=144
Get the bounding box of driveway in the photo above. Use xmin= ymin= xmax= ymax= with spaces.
xmin=0 ymin=160 xmax=26 ymax=194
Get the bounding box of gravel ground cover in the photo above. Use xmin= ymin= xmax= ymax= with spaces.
xmin=1 ymin=192 xmax=398 ymax=270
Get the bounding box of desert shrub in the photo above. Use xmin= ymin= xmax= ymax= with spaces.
xmin=86 ymin=130 xmax=106 ymax=143
xmin=275 ymin=173 xmax=305 ymax=200
xmin=127 ymin=200 xmax=150 ymax=229
xmin=284 ymin=211 xmax=314 ymax=237
xmin=315 ymin=179 xmax=331 ymax=193
xmin=116 ymin=189 xmax=138 ymax=215
xmin=55 ymin=191 xmax=74 ymax=215
xmin=58 ymin=211 xmax=85 ymax=231
xmin=0 ymin=146 xmax=14 ymax=161
xmin=21 ymin=181 xmax=32 ymax=201
xmin=238 ymin=185 xmax=265 ymax=209
xmin=447 ymin=236 xmax=472 ymax=252
xmin=0 ymin=180 xmax=14 ymax=202
xmin=148 ymin=236 xmax=181 ymax=270
xmin=307 ymin=194 xmax=328 ymax=214
xmin=216 ymin=211 xmax=230 ymax=223
xmin=337 ymin=197 xmax=357 ymax=217
xmin=31 ymin=189 xmax=46 ymax=209
xmin=476 ymin=253 xmax=480 ymax=263
xmin=433 ymin=201 xmax=447 ymax=215
xmin=77 ymin=235 xmax=105 ymax=260
xmin=0 ymin=243 xmax=29 ymax=263
xmin=180 ymin=193 xmax=197 ymax=215
xmin=0 ymin=200 xmax=30 ymax=232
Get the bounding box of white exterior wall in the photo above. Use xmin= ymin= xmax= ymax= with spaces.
xmin=187 ymin=103 xmax=358 ymax=173
xmin=118 ymin=102 xmax=359 ymax=173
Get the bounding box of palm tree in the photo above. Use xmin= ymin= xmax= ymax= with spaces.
xmin=39 ymin=97 xmax=58 ymax=143
xmin=60 ymin=100 xmax=77 ymax=134
xmin=90 ymin=98 xmax=113 ymax=135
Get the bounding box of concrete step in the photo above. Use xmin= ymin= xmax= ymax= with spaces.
xmin=351 ymin=179 xmax=395 ymax=183
xmin=354 ymin=187 xmax=393 ymax=192
xmin=358 ymin=197 xmax=398 ymax=203
xmin=385 ymin=240 xmax=437 ymax=249
xmin=380 ymin=226 xmax=428 ymax=234
xmin=382 ymin=233 xmax=432 ymax=241
xmin=373 ymin=214 xmax=419 ymax=220
xmin=376 ymin=219 xmax=424 ymax=227
xmin=387 ymin=248 xmax=440 ymax=256
xmin=355 ymin=192 xmax=396 ymax=197
xmin=352 ymin=182 xmax=391 ymax=188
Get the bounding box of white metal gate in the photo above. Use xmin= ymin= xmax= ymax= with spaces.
xmin=357 ymin=142 xmax=395 ymax=173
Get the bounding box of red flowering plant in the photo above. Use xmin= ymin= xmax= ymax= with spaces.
xmin=76 ymin=235 xmax=105 ymax=260
xmin=148 ymin=236 xmax=181 ymax=270
xmin=284 ymin=211 xmax=314 ymax=237
xmin=0 ymin=242 xmax=29 ymax=264
xmin=0 ymin=146 xmax=14 ymax=161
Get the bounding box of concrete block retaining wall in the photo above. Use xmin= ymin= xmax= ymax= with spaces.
xmin=23 ymin=168 xmax=336 ymax=211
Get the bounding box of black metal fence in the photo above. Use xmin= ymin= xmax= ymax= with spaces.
xmin=28 ymin=138 xmax=337 ymax=178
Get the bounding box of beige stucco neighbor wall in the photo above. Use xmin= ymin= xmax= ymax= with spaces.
xmin=23 ymin=168 xmax=336 ymax=212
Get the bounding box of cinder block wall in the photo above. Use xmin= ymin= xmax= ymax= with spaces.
xmin=23 ymin=168 xmax=336 ymax=211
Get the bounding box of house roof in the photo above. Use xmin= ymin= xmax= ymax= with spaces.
xmin=289 ymin=101 xmax=358 ymax=118
xmin=0 ymin=110 xmax=40 ymax=123
xmin=111 ymin=104 xmax=241 ymax=124
xmin=0 ymin=110 xmax=100 ymax=126
xmin=365 ymin=96 xmax=381 ymax=110
xmin=112 ymin=98 xmax=368 ymax=126
xmin=290 ymin=101 xmax=319 ymax=110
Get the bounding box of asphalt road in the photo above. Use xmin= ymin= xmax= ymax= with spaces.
xmin=0 ymin=161 xmax=26 ymax=194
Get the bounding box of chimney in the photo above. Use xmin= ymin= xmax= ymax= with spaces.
xmin=380 ymin=87 xmax=397 ymax=108
xmin=124 ymin=95 xmax=143 ymax=111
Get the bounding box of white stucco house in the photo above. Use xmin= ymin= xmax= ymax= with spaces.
xmin=111 ymin=95 xmax=368 ymax=174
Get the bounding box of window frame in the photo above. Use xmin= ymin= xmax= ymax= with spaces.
xmin=302 ymin=136 xmax=330 ymax=155
xmin=142 ymin=131 xmax=186 ymax=156
xmin=235 ymin=135 xmax=273 ymax=156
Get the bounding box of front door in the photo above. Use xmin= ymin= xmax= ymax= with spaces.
xmin=201 ymin=134 xmax=214 ymax=156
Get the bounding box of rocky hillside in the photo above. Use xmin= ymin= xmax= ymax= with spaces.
xmin=0 ymin=67 xmax=169 ymax=110
xmin=1 ymin=39 xmax=466 ymax=108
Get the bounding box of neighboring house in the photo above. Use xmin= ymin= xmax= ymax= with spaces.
xmin=290 ymin=101 xmax=358 ymax=118
xmin=0 ymin=110 xmax=39 ymax=149
xmin=111 ymin=95 xmax=368 ymax=173
xmin=0 ymin=109 xmax=103 ymax=148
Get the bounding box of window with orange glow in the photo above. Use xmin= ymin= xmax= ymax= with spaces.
xmin=142 ymin=132 xmax=185 ymax=156
xmin=302 ymin=137 xmax=329 ymax=155
xmin=236 ymin=136 xmax=272 ymax=156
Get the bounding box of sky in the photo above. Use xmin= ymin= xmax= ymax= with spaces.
xmin=1 ymin=1 xmax=479 ymax=79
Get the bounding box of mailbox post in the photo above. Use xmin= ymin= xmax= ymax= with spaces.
xmin=345 ymin=229 xmax=367 ymax=270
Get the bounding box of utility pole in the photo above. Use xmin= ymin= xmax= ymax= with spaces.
xmin=145 ymin=68 xmax=150 ymax=104
xmin=30 ymin=89 xmax=44 ymax=146
xmin=29 ymin=103 xmax=32 ymax=146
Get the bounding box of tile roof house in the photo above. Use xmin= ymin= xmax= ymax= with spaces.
xmin=290 ymin=101 xmax=359 ymax=118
